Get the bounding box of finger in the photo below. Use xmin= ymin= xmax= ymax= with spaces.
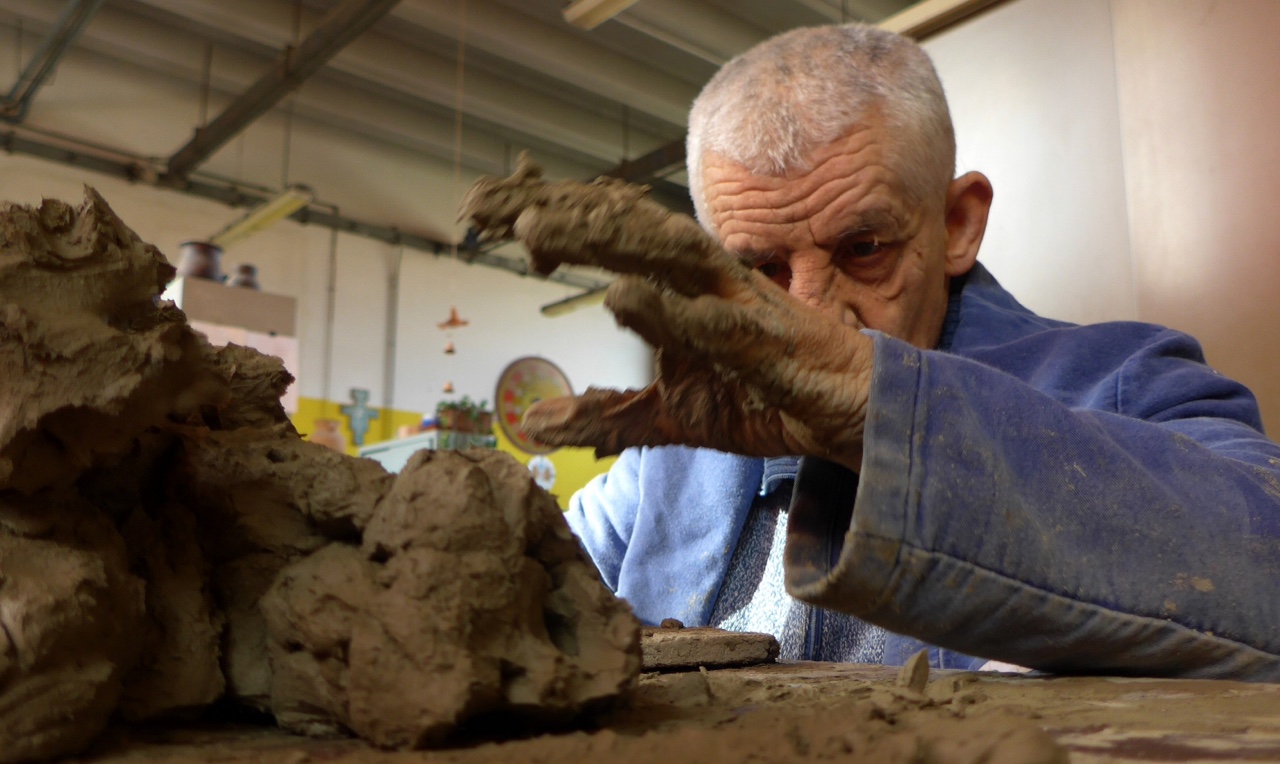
xmin=522 ymin=386 xmax=675 ymax=457
xmin=605 ymin=277 xmax=790 ymax=371
xmin=457 ymin=153 xmax=544 ymax=234
xmin=608 ymin=277 xmax=872 ymax=414
xmin=513 ymin=198 xmax=748 ymax=298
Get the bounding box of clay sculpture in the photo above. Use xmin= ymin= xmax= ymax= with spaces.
xmin=0 ymin=189 xmax=640 ymax=762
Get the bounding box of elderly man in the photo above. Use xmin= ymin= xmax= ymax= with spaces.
xmin=513 ymin=24 xmax=1280 ymax=680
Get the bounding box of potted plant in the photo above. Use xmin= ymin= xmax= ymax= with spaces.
xmin=474 ymin=399 xmax=493 ymax=433
xmin=455 ymin=396 xmax=477 ymax=433
xmin=435 ymin=399 xmax=460 ymax=431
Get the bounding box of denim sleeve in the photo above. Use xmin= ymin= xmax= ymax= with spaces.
xmin=785 ymin=331 xmax=1280 ymax=680
xmin=564 ymin=448 xmax=643 ymax=594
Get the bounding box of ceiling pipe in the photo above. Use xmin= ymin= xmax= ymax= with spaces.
xmin=164 ymin=0 xmax=402 ymax=179
xmin=1 ymin=0 xmax=106 ymax=123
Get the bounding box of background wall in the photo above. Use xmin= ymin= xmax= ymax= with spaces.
xmin=0 ymin=39 xmax=653 ymax=503
xmin=925 ymin=0 xmax=1280 ymax=433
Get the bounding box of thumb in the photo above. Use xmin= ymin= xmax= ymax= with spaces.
xmin=523 ymin=386 xmax=669 ymax=457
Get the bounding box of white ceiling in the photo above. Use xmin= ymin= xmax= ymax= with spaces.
xmin=0 ymin=0 xmax=919 ymax=192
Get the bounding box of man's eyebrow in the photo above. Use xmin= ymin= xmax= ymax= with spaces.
xmin=842 ymin=208 xmax=902 ymax=235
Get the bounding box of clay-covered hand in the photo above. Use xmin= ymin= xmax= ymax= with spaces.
xmin=460 ymin=158 xmax=873 ymax=471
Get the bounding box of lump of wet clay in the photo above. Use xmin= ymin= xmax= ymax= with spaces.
xmin=0 ymin=491 xmax=147 ymax=764
xmin=177 ymin=424 xmax=393 ymax=710
xmin=0 ymin=187 xmax=642 ymax=761
xmin=0 ymin=189 xmax=226 ymax=494
xmin=0 ymin=190 xmax=227 ymax=761
xmin=204 ymin=343 xmax=298 ymax=432
xmin=262 ymin=449 xmax=642 ymax=747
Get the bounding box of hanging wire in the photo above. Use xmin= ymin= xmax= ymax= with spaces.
xmin=322 ymin=225 xmax=339 ymax=414
xmin=449 ymin=0 xmax=468 ymax=267
xmin=621 ymin=104 xmax=630 ymax=161
xmin=441 ymin=0 xmax=468 ymax=392
xmin=383 ymin=243 xmax=403 ymax=439
xmin=281 ymin=96 xmax=295 ymax=188
xmin=281 ymin=0 xmax=303 ymax=188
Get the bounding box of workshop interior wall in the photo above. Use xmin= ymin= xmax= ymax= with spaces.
xmin=926 ymin=0 xmax=1280 ymax=434
xmin=0 ymin=40 xmax=651 ymax=501
xmin=924 ymin=0 xmax=1137 ymax=326
xmin=1111 ymin=0 xmax=1280 ymax=436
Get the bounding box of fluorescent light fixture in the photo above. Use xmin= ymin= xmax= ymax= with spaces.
xmin=209 ymin=184 xmax=314 ymax=248
xmin=562 ymin=0 xmax=640 ymax=30
xmin=540 ymin=285 xmax=609 ymax=317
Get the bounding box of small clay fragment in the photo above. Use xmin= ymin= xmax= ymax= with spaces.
xmin=641 ymin=626 xmax=780 ymax=671
xmin=898 ymin=648 xmax=931 ymax=694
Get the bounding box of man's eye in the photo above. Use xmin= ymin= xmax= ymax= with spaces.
xmin=847 ymin=239 xmax=884 ymax=258
xmin=752 ymin=259 xmax=790 ymax=288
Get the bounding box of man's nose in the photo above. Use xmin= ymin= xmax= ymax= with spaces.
xmin=785 ymin=251 xmax=835 ymax=309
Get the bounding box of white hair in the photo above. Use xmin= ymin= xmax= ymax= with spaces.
xmin=686 ymin=23 xmax=956 ymax=230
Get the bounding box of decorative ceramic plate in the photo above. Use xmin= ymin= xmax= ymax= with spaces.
xmin=495 ymin=356 xmax=573 ymax=455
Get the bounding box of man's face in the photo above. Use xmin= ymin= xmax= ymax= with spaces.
xmin=701 ymin=117 xmax=957 ymax=349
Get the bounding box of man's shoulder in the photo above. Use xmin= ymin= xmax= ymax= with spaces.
xmin=948 ymin=266 xmax=1214 ymax=409
xmin=953 ymin=264 xmax=1191 ymax=359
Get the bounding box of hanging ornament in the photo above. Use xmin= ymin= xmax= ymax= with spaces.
xmin=442 ymin=380 xmax=455 ymax=393
xmin=444 ymin=340 xmax=456 ymax=355
xmin=437 ymin=305 xmax=469 ymax=329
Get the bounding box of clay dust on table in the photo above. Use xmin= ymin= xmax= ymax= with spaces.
xmin=0 ymin=189 xmax=640 ymax=762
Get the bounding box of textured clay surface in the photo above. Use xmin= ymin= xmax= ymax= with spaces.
xmin=262 ymin=449 xmax=641 ymax=747
xmin=83 ymin=661 xmax=1280 ymax=763
xmin=641 ymin=625 xmax=780 ymax=671
xmin=0 ymin=189 xmax=641 ymax=762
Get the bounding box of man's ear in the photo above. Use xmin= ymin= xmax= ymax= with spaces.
xmin=942 ymin=171 xmax=993 ymax=277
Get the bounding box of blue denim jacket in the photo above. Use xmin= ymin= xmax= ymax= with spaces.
xmin=565 ymin=263 xmax=1280 ymax=679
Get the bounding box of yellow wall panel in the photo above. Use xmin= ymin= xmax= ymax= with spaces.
xmin=290 ymin=396 xmax=614 ymax=509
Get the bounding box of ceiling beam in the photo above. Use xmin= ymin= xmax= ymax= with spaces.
xmin=879 ymin=0 xmax=1007 ymax=39
xmin=605 ymin=138 xmax=686 ymax=183
xmin=602 ymin=138 xmax=693 ymax=216
xmin=0 ymin=0 xmax=105 ymax=123
xmin=163 ymin=0 xmax=402 ymax=180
